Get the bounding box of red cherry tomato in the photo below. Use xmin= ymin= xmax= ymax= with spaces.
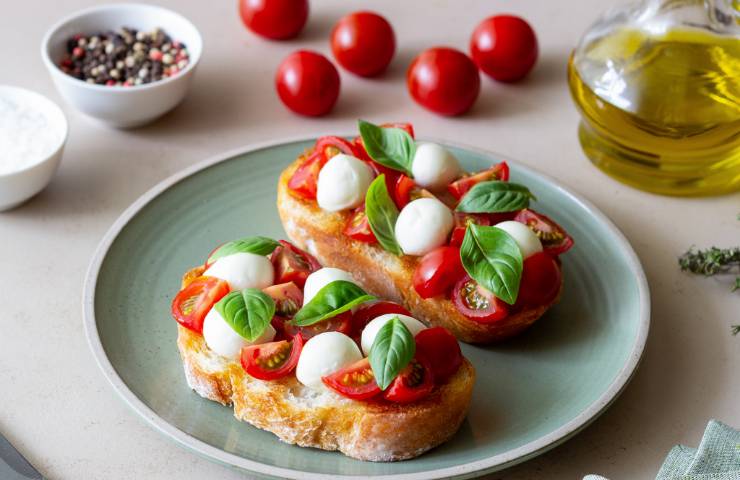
xmin=284 ymin=311 xmax=353 ymax=339
xmin=275 ymin=50 xmax=340 ymax=116
xmin=262 ymin=281 xmax=303 ymax=317
xmin=451 ymin=274 xmax=509 ymax=323
xmin=393 ymin=175 xmax=415 ymax=209
xmin=270 ymin=240 xmax=321 ymax=288
xmin=449 ymin=213 xmax=492 ymax=247
xmin=238 ymin=0 xmax=309 ymax=40
xmin=287 ymin=151 xmax=329 ymax=200
xmin=447 ymin=162 xmax=509 ymax=200
xmin=343 ymin=205 xmax=378 ymax=243
xmin=331 ymin=11 xmax=395 ymax=77
xmin=513 ymin=209 xmax=574 ymax=256
xmin=351 ymin=300 xmax=411 ymax=337
xmin=517 ymin=252 xmax=562 ymax=307
xmin=470 ymin=15 xmax=538 ymax=82
xmin=171 ymin=276 xmax=230 ymax=334
xmin=407 ymin=47 xmax=480 ymax=116
xmin=315 ymin=136 xmax=358 ymax=158
xmin=412 ymin=246 xmax=465 ymax=299
xmin=380 ymin=122 xmax=415 ymax=138
xmin=414 ymin=327 xmax=463 ymax=383
xmin=322 ymin=357 xmax=381 ymax=400
xmin=383 ymin=356 xmax=435 ymax=403
xmin=240 ymin=334 xmax=304 ymax=380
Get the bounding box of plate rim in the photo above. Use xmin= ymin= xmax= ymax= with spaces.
xmin=82 ymin=135 xmax=651 ymax=480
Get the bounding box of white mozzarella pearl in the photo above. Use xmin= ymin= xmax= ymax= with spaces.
xmin=494 ymin=220 xmax=543 ymax=259
xmin=316 ymin=154 xmax=374 ymax=212
xmin=204 ymin=252 xmax=274 ymax=292
xmin=360 ymin=313 xmax=427 ymax=355
xmin=395 ymin=198 xmax=454 ymax=256
xmin=295 ymin=332 xmax=363 ymax=391
xmin=411 ymin=143 xmax=462 ymax=191
xmin=202 ymin=308 xmax=276 ymax=360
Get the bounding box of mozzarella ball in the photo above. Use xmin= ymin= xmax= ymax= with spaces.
xmin=316 ymin=154 xmax=374 ymax=212
xmin=296 ymin=332 xmax=363 ymax=390
xmin=204 ymin=252 xmax=274 ymax=292
xmin=360 ymin=313 xmax=427 ymax=355
xmin=395 ymin=198 xmax=454 ymax=256
xmin=411 ymin=143 xmax=462 ymax=191
xmin=495 ymin=221 xmax=543 ymax=259
xmin=303 ymin=267 xmax=355 ymax=305
xmin=202 ymin=308 xmax=276 ymax=359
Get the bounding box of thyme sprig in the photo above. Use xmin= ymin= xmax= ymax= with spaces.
xmin=678 ymin=246 xmax=740 ymax=278
xmin=732 ymin=325 xmax=740 ymax=336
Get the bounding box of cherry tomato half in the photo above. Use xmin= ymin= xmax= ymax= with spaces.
xmin=322 ymin=357 xmax=381 ymax=400
xmin=315 ymin=136 xmax=358 ymax=159
xmin=447 ymin=162 xmax=509 ymax=200
xmin=262 ymin=281 xmax=303 ymax=317
xmin=380 ymin=122 xmax=415 ymax=138
xmin=238 ymin=0 xmax=309 ymax=40
xmin=287 ymin=151 xmax=328 ymax=200
xmin=451 ymin=274 xmax=509 ymax=323
xmin=412 ymin=246 xmax=466 ymax=299
xmin=271 ymin=240 xmax=322 ymax=288
xmin=414 ymin=327 xmax=463 ymax=384
xmin=383 ymin=356 xmax=435 ymax=404
xmin=393 ymin=174 xmax=415 ymax=209
xmin=284 ymin=311 xmax=353 ymax=339
xmin=171 ymin=276 xmax=230 ymax=334
xmin=275 ymin=50 xmax=340 ymax=116
xmin=351 ymin=300 xmax=411 ymax=337
xmin=517 ymin=252 xmax=562 ymax=307
xmin=450 ymin=213 xmax=492 ymax=247
xmin=331 ymin=11 xmax=395 ymax=77
xmin=240 ymin=334 xmax=304 ymax=380
xmin=343 ymin=205 xmax=377 ymax=243
xmin=407 ymin=47 xmax=480 ymax=116
xmin=470 ymin=15 xmax=538 ymax=82
xmin=513 ymin=209 xmax=574 ymax=256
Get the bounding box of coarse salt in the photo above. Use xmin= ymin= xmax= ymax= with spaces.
xmin=0 ymin=93 xmax=63 ymax=175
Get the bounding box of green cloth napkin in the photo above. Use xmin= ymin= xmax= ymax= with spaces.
xmin=584 ymin=420 xmax=739 ymax=480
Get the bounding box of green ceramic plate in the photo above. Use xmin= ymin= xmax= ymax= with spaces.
xmin=83 ymin=138 xmax=649 ymax=480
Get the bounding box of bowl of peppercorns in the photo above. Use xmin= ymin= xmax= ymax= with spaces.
xmin=41 ymin=3 xmax=202 ymax=128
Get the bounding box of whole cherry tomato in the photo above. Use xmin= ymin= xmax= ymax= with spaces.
xmin=331 ymin=11 xmax=395 ymax=77
xmin=517 ymin=252 xmax=562 ymax=307
xmin=238 ymin=0 xmax=309 ymax=40
xmin=470 ymin=15 xmax=538 ymax=82
xmin=407 ymin=47 xmax=480 ymax=116
xmin=275 ymin=50 xmax=340 ymax=116
xmin=412 ymin=246 xmax=466 ymax=299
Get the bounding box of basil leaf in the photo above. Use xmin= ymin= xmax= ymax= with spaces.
xmin=207 ymin=236 xmax=280 ymax=264
xmin=369 ymin=317 xmax=415 ymax=390
xmin=365 ymin=175 xmax=403 ymax=256
xmin=292 ymin=280 xmax=375 ymax=326
xmin=358 ymin=120 xmax=415 ymax=176
xmin=214 ymin=288 xmax=275 ymax=341
xmin=460 ymin=223 xmax=523 ymax=305
xmin=456 ymin=181 xmax=536 ymax=213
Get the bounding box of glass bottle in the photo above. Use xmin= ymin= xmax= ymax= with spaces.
xmin=568 ymin=0 xmax=740 ymax=196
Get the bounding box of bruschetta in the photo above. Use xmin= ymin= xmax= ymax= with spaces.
xmin=277 ymin=121 xmax=573 ymax=344
xmin=172 ymin=237 xmax=475 ymax=461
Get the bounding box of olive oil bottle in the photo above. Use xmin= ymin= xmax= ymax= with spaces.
xmin=569 ymin=3 xmax=740 ymax=196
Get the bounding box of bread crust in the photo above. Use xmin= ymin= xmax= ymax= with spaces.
xmin=177 ymin=325 xmax=475 ymax=461
xmin=277 ymin=156 xmax=562 ymax=344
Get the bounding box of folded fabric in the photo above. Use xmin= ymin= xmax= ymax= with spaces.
xmin=583 ymin=420 xmax=739 ymax=480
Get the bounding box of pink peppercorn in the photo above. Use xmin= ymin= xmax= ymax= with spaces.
xmin=149 ymin=50 xmax=163 ymax=61
xmin=106 ymin=80 xmax=116 ymax=86
xmin=72 ymin=47 xmax=85 ymax=58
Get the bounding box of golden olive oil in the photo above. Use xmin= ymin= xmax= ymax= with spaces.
xmin=568 ymin=28 xmax=740 ymax=195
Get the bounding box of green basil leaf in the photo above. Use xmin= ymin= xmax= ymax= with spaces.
xmin=460 ymin=223 xmax=523 ymax=305
xmin=214 ymin=288 xmax=275 ymax=341
xmin=365 ymin=175 xmax=403 ymax=256
xmin=456 ymin=181 xmax=536 ymax=213
xmin=292 ymin=280 xmax=375 ymax=326
xmin=207 ymin=236 xmax=280 ymax=264
xmin=358 ymin=119 xmax=415 ymax=176
xmin=369 ymin=317 xmax=415 ymax=390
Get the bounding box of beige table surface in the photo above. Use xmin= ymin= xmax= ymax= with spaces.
xmin=1 ymin=0 xmax=738 ymax=479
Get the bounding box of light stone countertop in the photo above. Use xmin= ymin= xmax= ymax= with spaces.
xmin=1 ymin=0 xmax=738 ymax=479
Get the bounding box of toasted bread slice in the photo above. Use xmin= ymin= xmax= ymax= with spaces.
xmin=177 ymin=325 xmax=475 ymax=461
xmin=277 ymin=156 xmax=562 ymax=344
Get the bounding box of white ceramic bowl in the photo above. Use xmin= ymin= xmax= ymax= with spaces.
xmin=41 ymin=4 xmax=202 ymax=128
xmin=0 ymin=86 xmax=67 ymax=211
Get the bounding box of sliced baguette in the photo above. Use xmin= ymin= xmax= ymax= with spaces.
xmin=277 ymin=156 xmax=562 ymax=344
xmin=177 ymin=326 xmax=475 ymax=461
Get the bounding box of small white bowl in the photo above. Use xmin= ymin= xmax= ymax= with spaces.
xmin=41 ymin=4 xmax=202 ymax=128
xmin=0 ymin=86 xmax=67 ymax=211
